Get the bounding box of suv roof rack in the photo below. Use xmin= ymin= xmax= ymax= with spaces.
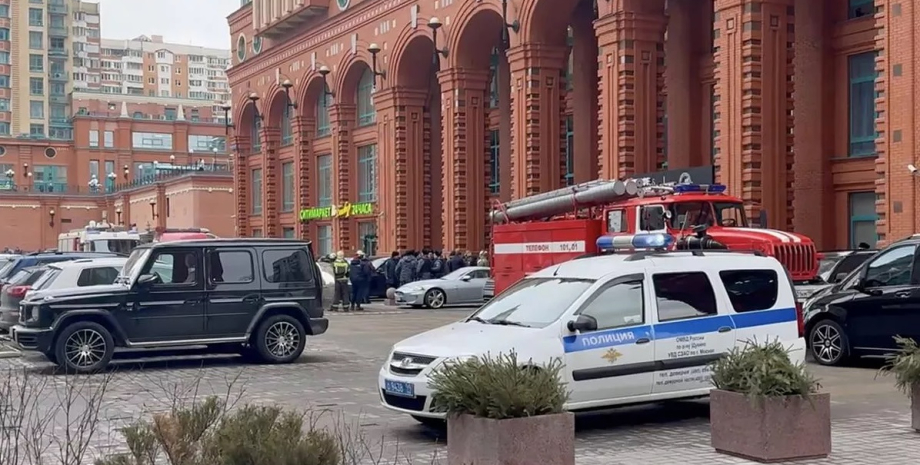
xmin=624 ymin=249 xmax=766 ymax=262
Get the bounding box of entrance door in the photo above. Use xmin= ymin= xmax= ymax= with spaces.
xmin=563 ymin=274 xmax=654 ymax=405
xmin=123 ymin=248 xmax=206 ymax=343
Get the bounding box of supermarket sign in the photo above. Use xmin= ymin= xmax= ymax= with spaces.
xmin=299 ymin=202 xmax=374 ymax=221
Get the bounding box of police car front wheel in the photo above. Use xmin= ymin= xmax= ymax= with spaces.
xmin=808 ymin=320 xmax=848 ymax=366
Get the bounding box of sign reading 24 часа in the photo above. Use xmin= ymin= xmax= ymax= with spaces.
xmin=299 ymin=202 xmax=374 ymax=221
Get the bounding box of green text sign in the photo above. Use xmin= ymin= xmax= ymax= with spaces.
xmin=299 ymin=202 xmax=375 ymax=221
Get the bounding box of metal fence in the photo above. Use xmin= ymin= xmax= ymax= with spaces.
xmin=0 ymin=164 xmax=232 ymax=196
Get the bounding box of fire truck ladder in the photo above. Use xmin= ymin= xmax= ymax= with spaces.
xmin=490 ymin=179 xmax=641 ymax=223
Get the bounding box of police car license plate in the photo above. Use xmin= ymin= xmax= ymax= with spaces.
xmin=384 ymin=379 xmax=415 ymax=398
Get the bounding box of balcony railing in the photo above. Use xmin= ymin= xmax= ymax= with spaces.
xmin=49 ymin=72 xmax=68 ymax=82
xmin=48 ymin=4 xmax=68 ymax=14
xmin=0 ymin=165 xmax=231 ymax=196
xmin=48 ymin=26 xmax=68 ymax=37
xmin=48 ymin=48 xmax=68 ymax=56
xmin=257 ymin=0 xmax=330 ymax=40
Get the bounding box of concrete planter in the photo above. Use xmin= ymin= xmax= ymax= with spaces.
xmin=447 ymin=412 xmax=575 ymax=465
xmin=911 ymin=383 xmax=920 ymax=432
xmin=710 ymin=389 xmax=831 ymax=462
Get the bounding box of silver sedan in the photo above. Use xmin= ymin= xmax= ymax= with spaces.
xmin=395 ymin=267 xmax=494 ymax=309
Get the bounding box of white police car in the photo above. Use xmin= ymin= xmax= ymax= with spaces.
xmin=378 ymin=233 xmax=804 ymax=423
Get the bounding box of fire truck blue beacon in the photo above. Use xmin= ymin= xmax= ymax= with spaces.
xmin=378 ymin=232 xmax=803 ymax=423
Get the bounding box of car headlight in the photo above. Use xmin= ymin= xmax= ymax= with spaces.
xmin=795 ymin=288 xmax=815 ymax=301
xmin=433 ymin=355 xmax=477 ymax=370
xmin=30 ymin=306 xmax=39 ymax=322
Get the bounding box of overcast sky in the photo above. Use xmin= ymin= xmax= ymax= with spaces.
xmin=95 ymin=0 xmax=242 ymax=50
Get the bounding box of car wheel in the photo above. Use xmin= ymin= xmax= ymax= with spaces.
xmin=809 ymin=319 xmax=848 ymax=366
xmin=254 ymin=315 xmax=306 ymax=364
xmin=412 ymin=415 xmax=445 ymax=429
xmin=54 ymin=321 xmax=114 ymax=374
xmin=424 ymin=289 xmax=446 ymax=309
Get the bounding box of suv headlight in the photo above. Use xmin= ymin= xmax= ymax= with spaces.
xmin=30 ymin=306 xmax=40 ymax=322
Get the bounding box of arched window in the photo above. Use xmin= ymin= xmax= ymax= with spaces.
xmin=281 ymin=102 xmax=293 ymax=145
xmin=251 ymin=113 xmax=262 ymax=153
xmin=316 ymin=84 xmax=332 ymax=137
xmin=356 ymin=68 xmax=375 ymax=126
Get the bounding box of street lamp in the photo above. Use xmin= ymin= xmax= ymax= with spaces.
xmin=123 ymin=164 xmax=129 ymax=179
xmin=281 ymin=79 xmax=297 ymax=110
xmin=317 ymin=65 xmax=335 ymax=106
xmin=427 ymin=18 xmax=450 ymax=63
xmin=4 ymin=168 xmax=13 ymax=189
xmin=219 ymin=101 xmax=235 ymax=134
xmin=114 ymin=207 xmax=122 ymax=225
xmin=88 ymin=174 xmax=99 ymax=193
xmin=248 ymin=93 xmax=263 ymax=121
xmin=367 ymin=43 xmax=386 ymax=88
xmin=48 ymin=208 xmax=55 ymax=227
xmin=149 ymin=199 xmax=157 ymax=219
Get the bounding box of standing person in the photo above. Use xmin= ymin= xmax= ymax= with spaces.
xmin=395 ymin=250 xmax=418 ymax=287
xmin=463 ymin=250 xmax=474 ymax=267
xmin=476 ymin=250 xmax=489 ymax=267
xmin=416 ymin=247 xmax=433 ymax=280
xmin=331 ymin=251 xmax=351 ymax=312
xmin=430 ymin=250 xmax=445 ymax=278
xmin=448 ymin=249 xmax=465 ymax=272
xmin=384 ymin=251 xmax=400 ymax=289
xmin=349 ymin=250 xmax=370 ymax=311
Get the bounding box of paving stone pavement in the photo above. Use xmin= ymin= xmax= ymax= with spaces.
xmin=0 ymin=309 xmax=917 ymax=464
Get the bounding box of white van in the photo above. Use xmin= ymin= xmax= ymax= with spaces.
xmin=378 ymin=234 xmax=804 ymax=422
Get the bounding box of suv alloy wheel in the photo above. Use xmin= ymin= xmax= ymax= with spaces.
xmin=54 ymin=321 xmax=115 ymax=373
xmin=808 ymin=319 xmax=848 ymax=366
xmin=253 ymin=314 xmax=306 ymax=363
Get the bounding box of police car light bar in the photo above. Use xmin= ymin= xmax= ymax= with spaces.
xmin=596 ymin=233 xmax=675 ymax=252
xmin=672 ymin=183 xmax=728 ymax=194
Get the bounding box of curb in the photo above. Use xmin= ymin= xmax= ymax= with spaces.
xmin=0 ymin=343 xmax=21 ymax=359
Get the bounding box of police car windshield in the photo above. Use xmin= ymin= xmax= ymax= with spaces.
xmin=468 ymin=277 xmax=595 ymax=328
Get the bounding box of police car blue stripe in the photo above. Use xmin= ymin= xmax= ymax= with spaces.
xmin=561 ymin=307 xmax=797 ymax=354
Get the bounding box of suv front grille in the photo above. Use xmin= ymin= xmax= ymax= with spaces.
xmin=389 ymin=352 xmax=436 ymax=376
xmin=774 ymin=243 xmax=815 ymax=281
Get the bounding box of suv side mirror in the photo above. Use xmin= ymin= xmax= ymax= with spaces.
xmin=567 ymin=314 xmax=598 ymax=333
xmin=136 ymin=274 xmax=158 ymax=286
xmin=834 ymin=272 xmax=848 ymax=283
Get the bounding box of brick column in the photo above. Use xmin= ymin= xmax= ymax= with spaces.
xmin=596 ymin=0 xmax=667 ymax=179
xmin=260 ymin=126 xmax=281 ymax=237
xmin=873 ymin=0 xmax=890 ymax=245
xmin=791 ymin=0 xmax=830 ymax=248
xmin=329 ymin=103 xmax=355 ymax=251
xmin=713 ymin=0 xmax=794 ymax=229
xmin=438 ymin=69 xmax=490 ymax=251
xmin=293 ymin=114 xmax=315 ymax=240
xmin=665 ymin=0 xmax=700 ymax=169
xmin=233 ymin=134 xmax=252 ymax=237
xmin=507 ymin=43 xmax=567 ymax=198
xmin=571 ymin=4 xmax=599 ymax=183
xmin=375 ymin=88 xmax=428 ymax=252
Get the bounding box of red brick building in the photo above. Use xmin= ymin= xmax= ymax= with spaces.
xmin=227 ymin=0 xmax=905 ymax=256
xmin=0 ymin=92 xmax=235 ymax=250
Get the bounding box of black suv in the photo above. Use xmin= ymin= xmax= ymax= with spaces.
xmin=803 ymin=237 xmax=920 ymax=366
xmin=10 ymin=239 xmax=328 ymax=373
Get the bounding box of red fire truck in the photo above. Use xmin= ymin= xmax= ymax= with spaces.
xmin=491 ymin=179 xmax=818 ymax=294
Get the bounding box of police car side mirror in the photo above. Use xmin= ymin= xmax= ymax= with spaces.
xmin=567 ymin=314 xmax=598 ymax=333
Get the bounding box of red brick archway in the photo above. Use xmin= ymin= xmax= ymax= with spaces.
xmin=519 ymin=0 xmax=581 ymax=44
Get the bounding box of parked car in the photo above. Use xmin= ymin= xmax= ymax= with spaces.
xmin=0 ymin=252 xmax=121 ymax=293
xmin=803 ymin=237 xmax=920 ymax=366
xmin=394 ymin=266 xmax=494 ymax=309
xmin=26 ymin=257 xmax=128 ymax=298
xmin=0 ymin=266 xmax=52 ymax=332
xmin=11 ymin=239 xmax=328 ymax=373
xmin=795 ymin=249 xmax=876 ymax=301
xmin=317 ymin=261 xmax=335 ymax=310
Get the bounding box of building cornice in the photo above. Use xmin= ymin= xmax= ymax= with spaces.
xmin=227 ymin=0 xmax=408 ymax=83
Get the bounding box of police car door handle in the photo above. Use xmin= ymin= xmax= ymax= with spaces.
xmin=895 ymin=291 xmax=912 ymax=299
xmin=718 ymin=326 xmax=732 ymax=333
xmin=634 ymin=338 xmax=651 ymax=345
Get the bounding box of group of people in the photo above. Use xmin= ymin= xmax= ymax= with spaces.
xmin=328 ymin=250 xmax=375 ymax=312
xmin=324 ymin=248 xmax=490 ymax=312
xmin=383 ymin=248 xmax=489 ymax=288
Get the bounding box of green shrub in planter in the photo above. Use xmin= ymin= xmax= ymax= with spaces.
xmin=709 ymin=340 xmax=831 ymax=462
xmin=711 ymin=339 xmax=820 ymax=400
xmin=428 ymin=351 xmax=569 ymax=419
xmin=429 ymin=352 xmax=576 ymax=465
xmin=879 ymin=336 xmax=920 ymax=431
